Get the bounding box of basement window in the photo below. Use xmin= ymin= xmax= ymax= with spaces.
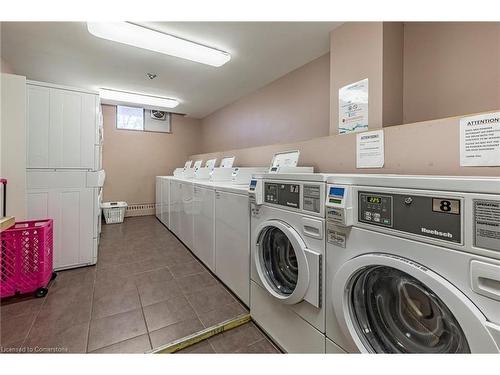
xmin=116 ymin=105 xmax=144 ymax=131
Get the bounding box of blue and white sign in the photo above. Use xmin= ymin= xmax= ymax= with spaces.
xmin=338 ymin=78 xmax=369 ymax=134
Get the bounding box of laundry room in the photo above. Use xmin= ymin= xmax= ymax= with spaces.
xmin=1 ymin=1 xmax=500 ymax=373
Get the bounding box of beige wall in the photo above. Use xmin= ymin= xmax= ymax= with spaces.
xmin=1 ymin=73 xmax=26 ymax=219
xmin=199 ymin=53 xmax=330 ymax=153
xmin=382 ymin=22 xmax=404 ymax=127
xmin=102 ymin=104 xmax=201 ymax=204
xmin=191 ymin=109 xmax=500 ymax=176
xmin=329 ymin=22 xmax=404 ymax=134
xmin=403 ymin=22 xmax=500 ymax=124
xmin=330 ymin=22 xmax=384 ymax=133
xmin=0 ymin=58 xmax=14 ymax=74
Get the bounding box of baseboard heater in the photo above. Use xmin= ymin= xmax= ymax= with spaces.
xmin=125 ymin=203 xmax=155 ymax=217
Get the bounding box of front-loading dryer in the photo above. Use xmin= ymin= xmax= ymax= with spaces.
xmin=324 ymin=174 xmax=500 ymax=353
xmin=250 ymin=173 xmax=329 ymax=353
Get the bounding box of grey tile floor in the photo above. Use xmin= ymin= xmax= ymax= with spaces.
xmin=0 ymin=216 xmax=278 ymax=354
xmin=177 ymin=322 xmax=279 ymax=354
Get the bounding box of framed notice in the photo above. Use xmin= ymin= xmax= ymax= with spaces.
xmin=338 ymin=78 xmax=369 ymax=134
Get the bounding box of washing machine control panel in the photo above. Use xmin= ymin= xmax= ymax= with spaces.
xmin=359 ymin=192 xmax=393 ymax=227
xmin=265 ymin=182 xmax=300 ymax=208
xmin=358 ymin=191 xmax=462 ymax=244
xmin=263 ymin=182 xmax=322 ymax=214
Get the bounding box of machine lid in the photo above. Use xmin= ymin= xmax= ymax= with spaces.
xmin=332 ymin=253 xmax=500 ymax=353
xmin=254 ymin=220 xmax=310 ymax=305
xmin=220 ymin=156 xmax=235 ymax=168
xmin=193 ymin=160 xmax=203 ymax=169
xmin=205 ymin=159 xmax=217 ymax=169
xmin=270 ymin=150 xmax=300 ymax=170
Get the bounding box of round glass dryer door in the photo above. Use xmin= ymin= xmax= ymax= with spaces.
xmin=260 ymin=226 xmax=299 ymax=295
xmin=255 ymin=220 xmax=310 ymax=305
xmin=349 ymin=266 xmax=470 ymax=353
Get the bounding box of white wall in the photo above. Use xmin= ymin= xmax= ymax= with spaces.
xmin=1 ymin=73 xmax=26 ymax=219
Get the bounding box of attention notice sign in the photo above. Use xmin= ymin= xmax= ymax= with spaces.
xmin=460 ymin=112 xmax=500 ymax=167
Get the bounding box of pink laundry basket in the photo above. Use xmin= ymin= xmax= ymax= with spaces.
xmin=0 ymin=219 xmax=56 ymax=298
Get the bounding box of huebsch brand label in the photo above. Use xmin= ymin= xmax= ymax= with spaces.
xmin=420 ymin=227 xmax=454 ymax=239
xmin=474 ymin=200 xmax=500 ymax=252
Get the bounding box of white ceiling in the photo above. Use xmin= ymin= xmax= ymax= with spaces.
xmin=1 ymin=22 xmax=340 ymax=118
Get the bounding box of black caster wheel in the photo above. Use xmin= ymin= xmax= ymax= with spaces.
xmin=51 ymin=272 xmax=57 ymax=281
xmin=35 ymin=287 xmax=48 ymax=298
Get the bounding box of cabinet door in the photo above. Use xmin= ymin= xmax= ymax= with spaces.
xmin=161 ymin=178 xmax=170 ymax=228
xmin=27 ymin=186 xmax=94 ymax=270
xmin=215 ymin=191 xmax=250 ymax=305
xmin=155 ymin=177 xmax=161 ymax=219
xmin=49 ymin=89 xmax=97 ymax=169
xmin=194 ymin=186 xmax=215 ymax=271
xmin=27 ymin=85 xmax=50 ymax=168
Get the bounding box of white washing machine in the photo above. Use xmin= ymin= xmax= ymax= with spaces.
xmin=249 ymin=173 xmax=329 ymax=353
xmin=324 ymin=174 xmax=500 ymax=353
xmin=214 ymin=182 xmax=251 ymax=306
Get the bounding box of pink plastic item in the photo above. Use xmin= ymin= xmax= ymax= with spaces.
xmin=1 ymin=219 xmax=54 ymax=298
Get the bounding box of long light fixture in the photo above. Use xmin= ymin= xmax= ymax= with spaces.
xmin=99 ymin=88 xmax=179 ymax=109
xmin=87 ymin=22 xmax=231 ymax=67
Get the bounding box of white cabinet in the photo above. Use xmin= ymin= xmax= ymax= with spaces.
xmin=193 ymin=185 xmax=215 ymax=272
xmin=26 ymin=170 xmax=97 ymax=270
xmin=179 ymin=181 xmax=194 ymax=250
xmin=160 ymin=178 xmax=170 ymax=228
xmin=155 ymin=177 xmax=162 ymax=219
xmin=170 ymin=180 xmax=181 ymax=237
xmin=215 ymin=190 xmax=250 ymax=306
xmin=27 ymin=82 xmax=100 ymax=170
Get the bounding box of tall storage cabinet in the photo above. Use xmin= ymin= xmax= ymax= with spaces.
xmin=27 ymin=82 xmax=100 ymax=170
xmin=26 ymin=80 xmax=104 ymax=270
xmin=215 ymin=189 xmax=250 ymax=306
xmin=193 ymin=185 xmax=215 ymax=272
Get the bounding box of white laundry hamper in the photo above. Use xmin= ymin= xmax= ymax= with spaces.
xmin=102 ymin=202 xmax=128 ymax=224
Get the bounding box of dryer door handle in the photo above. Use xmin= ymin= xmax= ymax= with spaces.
xmin=470 ymin=260 xmax=500 ymax=302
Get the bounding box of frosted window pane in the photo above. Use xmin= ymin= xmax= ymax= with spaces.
xmin=117 ymin=105 xmax=144 ymax=130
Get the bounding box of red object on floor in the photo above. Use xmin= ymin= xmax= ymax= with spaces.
xmin=0 ymin=219 xmax=54 ymax=298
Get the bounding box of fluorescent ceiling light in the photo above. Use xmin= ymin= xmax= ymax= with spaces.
xmin=99 ymin=88 xmax=179 ymax=109
xmin=87 ymin=22 xmax=231 ymax=67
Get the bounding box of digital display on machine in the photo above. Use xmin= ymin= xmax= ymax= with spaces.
xmin=366 ymin=196 xmax=382 ymax=204
xmin=249 ymin=180 xmax=257 ymax=190
xmin=329 ymin=198 xmax=342 ymax=204
xmin=329 ymin=187 xmax=345 ymax=197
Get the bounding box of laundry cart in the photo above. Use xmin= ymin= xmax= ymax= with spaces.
xmin=0 ymin=219 xmax=57 ymax=298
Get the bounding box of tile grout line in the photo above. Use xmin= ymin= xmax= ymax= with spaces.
xmin=135 ymin=282 xmax=154 ymax=352
xmin=21 ymin=272 xmax=55 ymax=347
xmin=85 ymin=268 xmax=98 ymax=353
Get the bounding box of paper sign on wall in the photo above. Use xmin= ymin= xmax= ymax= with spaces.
xmin=339 ymin=78 xmax=369 ymax=134
xmin=356 ymin=130 xmax=384 ymax=168
xmin=460 ymin=113 xmax=500 ymax=167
